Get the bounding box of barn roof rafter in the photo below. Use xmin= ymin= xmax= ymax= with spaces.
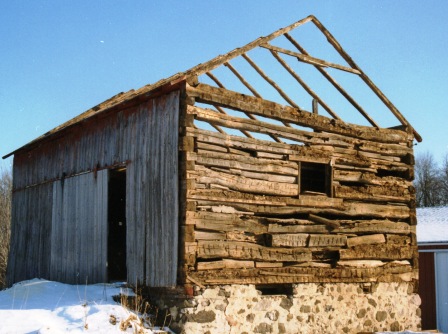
xmin=3 ymin=15 xmax=421 ymax=160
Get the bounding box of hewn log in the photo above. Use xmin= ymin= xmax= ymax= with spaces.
xmin=197 ymin=259 xmax=255 ymax=270
xmin=268 ymin=223 xmax=328 ymax=234
xmin=337 ymin=260 xmax=385 ymax=268
xmin=255 ymin=262 xmax=284 ymax=268
xmin=187 ymin=265 xmax=415 ymax=285
xmin=192 ymin=166 xmax=298 ymax=196
xmin=256 ymin=151 xmax=286 ymax=160
xmin=346 ymin=234 xmax=386 ymax=248
xmin=186 ymin=83 xmax=412 ymax=144
xmin=186 ymin=211 xmax=268 ymax=234
xmin=189 ymin=150 xmax=298 ymax=175
xmin=308 ymin=214 xmax=340 ymax=229
xmin=333 ymin=170 xmax=412 ymax=187
xmin=186 ymin=127 xmax=295 ymax=155
xmin=194 ymin=230 xmax=226 ymax=240
xmin=333 ymin=220 xmax=410 ymax=235
xmin=193 ymin=194 xmax=409 ymax=219
xmin=292 ymin=262 xmax=332 ymax=268
xmin=334 ymin=185 xmax=411 ymax=203
xmin=213 ymin=168 xmax=296 ymax=184
xmin=386 ymin=234 xmax=411 ymax=245
xmin=190 ymin=105 xmax=341 ymax=146
xmin=308 ymin=235 xmax=347 ymax=247
xmin=339 ymin=244 xmax=414 ymax=260
xmin=197 ymin=240 xmax=312 ymax=262
xmin=267 ymin=234 xmax=309 ymax=247
xmin=196 ymin=141 xmax=228 ymax=153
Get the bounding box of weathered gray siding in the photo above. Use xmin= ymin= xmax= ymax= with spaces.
xmin=8 ymin=91 xmax=179 ymax=287
xmin=126 ymin=93 xmax=179 ymax=286
xmin=50 ymin=170 xmax=108 ymax=284
xmin=7 ymin=182 xmax=53 ymax=285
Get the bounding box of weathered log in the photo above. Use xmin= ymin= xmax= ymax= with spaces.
xmin=333 ymin=220 xmax=411 ymax=235
xmin=197 ymin=240 xmax=312 ymax=262
xmin=337 ymin=260 xmax=385 ymax=268
xmin=339 ymin=244 xmax=414 ymax=260
xmin=188 ymin=150 xmax=298 ymax=175
xmin=267 ymin=234 xmax=309 ymax=247
xmin=268 ymin=223 xmax=328 ymax=234
xmin=334 ymin=185 xmax=411 ymax=203
xmin=346 ymin=234 xmax=386 ymax=248
xmin=308 ymin=214 xmax=340 ymax=229
xmin=194 ymin=230 xmax=226 ymax=240
xmin=255 ymin=262 xmax=283 ymax=268
xmin=186 ymin=83 xmax=412 ymax=143
xmin=192 ymin=165 xmax=299 ymax=196
xmin=186 ymin=211 xmax=268 ymax=234
xmin=197 ymin=259 xmax=255 ymax=270
xmin=208 ymin=167 xmax=296 ymax=183
xmin=308 ymin=235 xmax=347 ymax=247
xmin=187 ymin=265 xmax=415 ymax=285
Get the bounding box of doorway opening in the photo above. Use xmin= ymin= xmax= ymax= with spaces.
xmin=108 ymin=167 xmax=127 ymax=282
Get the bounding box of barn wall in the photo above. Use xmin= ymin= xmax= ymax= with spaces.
xmin=8 ymin=90 xmax=179 ymax=286
xmin=7 ymin=182 xmax=52 ymax=285
xmin=180 ymin=82 xmax=417 ymax=285
xmin=50 ymin=170 xmax=108 ymax=284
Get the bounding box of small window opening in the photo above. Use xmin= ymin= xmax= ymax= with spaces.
xmin=300 ymin=162 xmax=329 ymax=195
xmin=256 ymin=284 xmax=293 ymax=296
xmin=108 ymin=168 xmax=127 ymax=282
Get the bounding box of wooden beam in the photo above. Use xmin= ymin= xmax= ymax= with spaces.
xmin=197 ymin=240 xmax=312 ymax=262
xmin=224 ymin=61 xmax=262 ymax=98
xmin=186 ymin=83 xmax=412 ymax=144
xmin=308 ymin=16 xmax=421 ymax=142
xmin=261 ymin=43 xmax=361 ymax=75
xmin=242 ymin=53 xmax=299 ymax=109
xmin=223 ymin=61 xmax=283 ymax=143
xmin=268 ymin=50 xmax=340 ymax=119
xmin=284 ymin=33 xmax=380 ymax=129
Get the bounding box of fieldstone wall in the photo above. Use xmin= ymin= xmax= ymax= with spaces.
xmin=157 ymin=283 xmax=421 ymax=334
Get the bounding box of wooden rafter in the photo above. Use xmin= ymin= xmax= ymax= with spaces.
xmin=224 ymin=62 xmax=262 ymax=98
xmin=204 ymin=71 xmax=261 ymax=140
xmin=268 ymin=49 xmax=340 ymax=120
xmin=261 ymin=43 xmax=361 ymax=75
xmin=241 ymin=53 xmax=299 ymax=109
xmin=308 ymin=17 xmax=421 ymax=142
xmin=283 ymin=33 xmax=379 ymax=128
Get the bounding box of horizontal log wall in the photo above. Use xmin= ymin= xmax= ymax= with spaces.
xmin=179 ymin=82 xmax=417 ymax=286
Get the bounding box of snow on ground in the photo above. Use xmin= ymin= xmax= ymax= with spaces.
xmin=0 ymin=279 xmax=172 ymax=334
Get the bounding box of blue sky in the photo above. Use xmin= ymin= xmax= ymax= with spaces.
xmin=1 ymin=1 xmax=447 ymax=169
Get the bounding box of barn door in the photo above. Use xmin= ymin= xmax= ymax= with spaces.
xmin=51 ymin=170 xmax=108 ymax=284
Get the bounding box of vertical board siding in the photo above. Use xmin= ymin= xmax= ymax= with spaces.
xmin=51 ymin=171 xmax=108 ymax=284
xmin=9 ymin=90 xmax=179 ymax=287
xmin=6 ymin=183 xmax=52 ymax=285
xmin=126 ymin=92 xmax=179 ymax=287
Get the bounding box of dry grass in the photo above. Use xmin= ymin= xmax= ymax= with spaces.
xmin=0 ymin=167 xmax=12 ymax=289
xmin=114 ymin=285 xmax=172 ymax=333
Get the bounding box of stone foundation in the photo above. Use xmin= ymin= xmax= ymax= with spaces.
xmin=155 ymin=283 xmax=421 ymax=334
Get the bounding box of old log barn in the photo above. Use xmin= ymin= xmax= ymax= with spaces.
xmin=5 ymin=16 xmax=423 ymax=333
